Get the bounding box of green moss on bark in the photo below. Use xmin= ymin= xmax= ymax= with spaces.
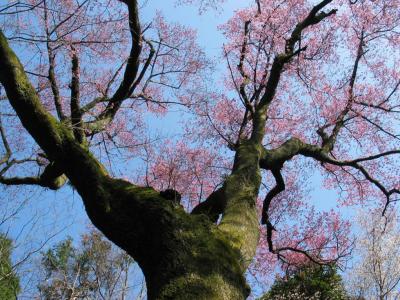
xmin=219 ymin=141 xmax=262 ymax=270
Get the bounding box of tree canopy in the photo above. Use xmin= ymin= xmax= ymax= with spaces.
xmin=0 ymin=0 xmax=400 ymax=298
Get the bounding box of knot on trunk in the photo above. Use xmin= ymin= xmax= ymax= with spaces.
xmin=160 ymin=189 xmax=181 ymax=205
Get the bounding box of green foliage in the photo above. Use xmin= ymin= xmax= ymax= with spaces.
xmin=0 ymin=234 xmax=20 ymax=300
xmin=38 ymin=230 xmax=135 ymax=300
xmin=260 ymin=264 xmax=349 ymax=300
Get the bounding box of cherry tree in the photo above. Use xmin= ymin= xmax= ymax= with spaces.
xmin=0 ymin=0 xmax=400 ymax=299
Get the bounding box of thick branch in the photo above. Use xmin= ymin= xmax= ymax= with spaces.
xmin=261 ymin=169 xmax=285 ymax=252
xmin=237 ymin=20 xmax=251 ymax=107
xmin=0 ymin=28 xmax=109 ymax=200
xmin=80 ymin=1 xmax=143 ymax=135
xmin=1 ymin=30 xmax=65 ymax=158
xmin=94 ymin=0 xmax=142 ymax=127
xmin=129 ymin=37 xmax=155 ymax=96
xmin=260 ymin=0 xmax=335 ymax=109
xmin=70 ymin=47 xmax=85 ymax=144
xmin=260 ymin=137 xmax=400 ymax=214
xmin=218 ymin=141 xmax=263 ymax=269
xmin=251 ymin=0 xmax=336 ymax=143
xmin=0 ymin=161 xmax=67 ymax=190
xmin=44 ymin=0 xmax=66 ymax=121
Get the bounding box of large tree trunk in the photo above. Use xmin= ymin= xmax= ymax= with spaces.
xmin=81 ymin=176 xmax=258 ymax=300
xmin=74 ymin=141 xmax=261 ymax=299
xmin=0 ymin=30 xmax=262 ymax=299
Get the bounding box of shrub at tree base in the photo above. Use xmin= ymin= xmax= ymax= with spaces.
xmin=260 ymin=264 xmax=348 ymax=300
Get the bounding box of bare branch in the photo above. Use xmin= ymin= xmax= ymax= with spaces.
xmin=0 ymin=116 xmax=11 ymax=165
xmin=0 ymin=0 xmax=44 ymax=15
xmin=322 ymin=31 xmax=365 ymax=151
xmin=261 ymin=169 xmax=285 ymax=252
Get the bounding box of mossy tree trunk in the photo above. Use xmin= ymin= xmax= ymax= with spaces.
xmin=0 ymin=30 xmax=262 ymax=299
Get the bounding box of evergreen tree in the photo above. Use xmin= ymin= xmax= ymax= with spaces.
xmin=0 ymin=234 xmax=20 ymax=300
xmin=260 ymin=264 xmax=348 ymax=300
